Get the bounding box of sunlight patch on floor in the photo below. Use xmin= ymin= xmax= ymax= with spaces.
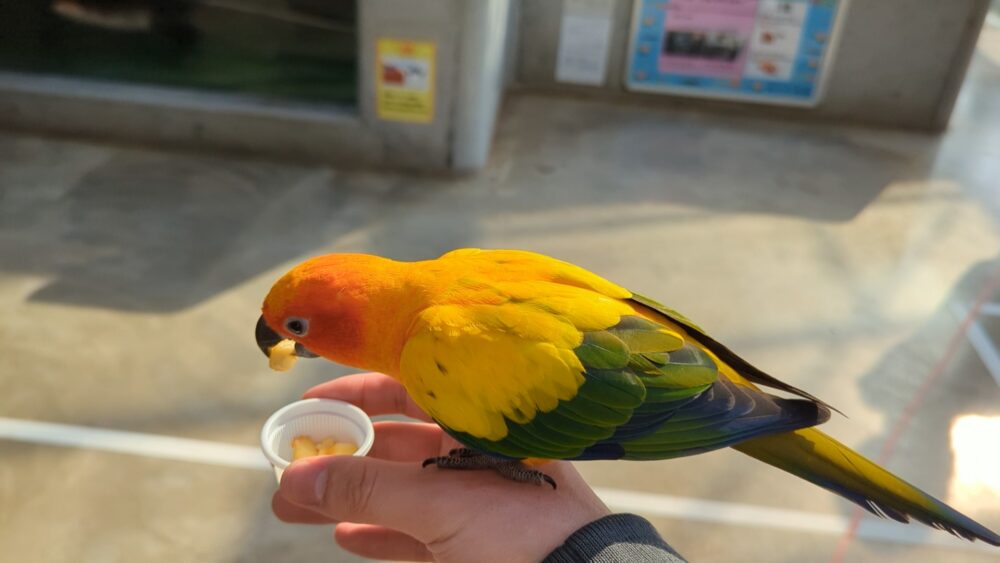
xmin=949 ymin=414 xmax=1000 ymax=507
xmin=979 ymin=20 xmax=1000 ymax=66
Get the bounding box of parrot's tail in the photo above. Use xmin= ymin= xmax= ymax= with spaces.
xmin=733 ymin=428 xmax=1000 ymax=545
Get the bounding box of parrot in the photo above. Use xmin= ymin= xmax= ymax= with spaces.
xmin=255 ymin=248 xmax=1000 ymax=545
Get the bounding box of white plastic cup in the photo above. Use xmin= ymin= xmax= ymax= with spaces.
xmin=260 ymin=398 xmax=375 ymax=483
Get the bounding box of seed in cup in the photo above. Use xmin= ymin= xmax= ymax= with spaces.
xmin=291 ymin=435 xmax=359 ymax=461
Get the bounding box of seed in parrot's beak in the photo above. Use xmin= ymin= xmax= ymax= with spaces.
xmin=255 ymin=315 xmax=318 ymax=359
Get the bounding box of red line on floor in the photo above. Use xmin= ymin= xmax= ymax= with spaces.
xmin=830 ymin=264 xmax=1000 ymax=562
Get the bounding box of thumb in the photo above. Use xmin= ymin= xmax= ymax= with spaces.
xmin=278 ymin=456 xmax=458 ymax=542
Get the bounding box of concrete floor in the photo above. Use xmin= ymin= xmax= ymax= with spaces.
xmin=3 ymin=24 xmax=1000 ymax=563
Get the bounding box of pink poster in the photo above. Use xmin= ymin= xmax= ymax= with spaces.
xmin=659 ymin=0 xmax=759 ymax=79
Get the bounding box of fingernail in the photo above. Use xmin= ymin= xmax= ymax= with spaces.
xmin=281 ymin=458 xmax=329 ymax=506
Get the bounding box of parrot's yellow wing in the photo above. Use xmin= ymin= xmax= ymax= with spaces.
xmin=398 ymin=276 xmax=828 ymax=461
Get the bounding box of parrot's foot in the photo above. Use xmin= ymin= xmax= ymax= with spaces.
xmin=422 ymin=450 xmax=557 ymax=489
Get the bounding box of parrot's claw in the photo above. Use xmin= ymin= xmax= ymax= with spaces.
xmin=422 ymin=451 xmax=557 ymax=489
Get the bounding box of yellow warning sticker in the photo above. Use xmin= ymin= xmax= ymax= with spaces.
xmin=375 ymin=39 xmax=435 ymax=123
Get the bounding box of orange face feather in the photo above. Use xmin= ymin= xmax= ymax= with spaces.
xmin=260 ymin=254 xmax=419 ymax=374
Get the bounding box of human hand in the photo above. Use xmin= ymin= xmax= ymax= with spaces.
xmin=272 ymin=372 xmax=611 ymax=562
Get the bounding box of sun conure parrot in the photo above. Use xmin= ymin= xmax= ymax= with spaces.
xmin=255 ymin=248 xmax=1000 ymax=545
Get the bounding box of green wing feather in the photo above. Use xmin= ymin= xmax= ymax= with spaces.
xmin=442 ymin=315 xmax=668 ymax=458
xmin=440 ymin=315 xmax=823 ymax=461
xmin=630 ymin=291 xmax=839 ymax=413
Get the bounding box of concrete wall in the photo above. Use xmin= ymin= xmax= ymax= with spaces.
xmin=517 ymin=0 xmax=991 ymax=130
xmin=358 ymin=0 xmax=461 ymax=169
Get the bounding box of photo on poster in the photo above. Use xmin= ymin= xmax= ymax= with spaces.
xmin=625 ymin=0 xmax=847 ymax=106
xmin=662 ymin=30 xmax=745 ymax=61
xmin=380 ymin=56 xmax=430 ymax=91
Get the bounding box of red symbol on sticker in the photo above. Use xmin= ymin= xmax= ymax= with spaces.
xmin=382 ymin=64 xmax=405 ymax=84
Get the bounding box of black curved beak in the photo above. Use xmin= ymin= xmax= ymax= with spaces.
xmin=255 ymin=315 xmax=318 ymax=359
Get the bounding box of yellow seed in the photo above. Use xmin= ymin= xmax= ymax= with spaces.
xmin=268 ymin=339 xmax=298 ymax=372
xmin=317 ymin=438 xmax=337 ymax=455
xmin=290 ymin=436 xmax=360 ymax=460
xmin=291 ymin=436 xmax=318 ymax=461
xmin=331 ymin=442 xmax=358 ymax=456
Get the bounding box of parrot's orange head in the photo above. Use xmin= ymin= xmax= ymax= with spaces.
xmin=255 ymin=253 xmax=408 ymax=373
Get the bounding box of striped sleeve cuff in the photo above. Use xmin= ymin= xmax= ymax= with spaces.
xmin=543 ymin=513 xmax=686 ymax=563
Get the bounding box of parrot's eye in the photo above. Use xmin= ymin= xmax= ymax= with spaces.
xmin=285 ymin=317 xmax=309 ymax=337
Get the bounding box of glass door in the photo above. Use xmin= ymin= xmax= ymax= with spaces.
xmin=0 ymin=0 xmax=358 ymax=106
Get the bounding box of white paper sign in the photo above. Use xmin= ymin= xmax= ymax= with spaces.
xmin=555 ymin=0 xmax=615 ymax=86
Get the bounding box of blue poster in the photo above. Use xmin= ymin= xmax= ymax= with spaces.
xmin=625 ymin=0 xmax=846 ymax=106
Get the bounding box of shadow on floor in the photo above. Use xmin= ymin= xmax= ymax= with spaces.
xmin=0 ymin=97 xmax=946 ymax=314
xmin=501 ymin=93 xmax=947 ymax=214
xmin=0 ymin=139 xmax=481 ymax=312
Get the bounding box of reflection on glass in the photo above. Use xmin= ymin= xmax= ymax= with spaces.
xmin=0 ymin=0 xmax=357 ymax=106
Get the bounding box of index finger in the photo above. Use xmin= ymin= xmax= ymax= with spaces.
xmin=303 ymin=372 xmax=432 ymax=421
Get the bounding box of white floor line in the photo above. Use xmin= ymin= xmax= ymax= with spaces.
xmin=0 ymin=417 xmax=995 ymax=554
xmin=0 ymin=417 xmax=269 ymax=470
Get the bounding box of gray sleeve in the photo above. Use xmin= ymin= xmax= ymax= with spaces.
xmin=542 ymin=513 xmax=687 ymax=563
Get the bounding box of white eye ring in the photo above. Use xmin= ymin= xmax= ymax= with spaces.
xmin=284 ymin=317 xmax=309 ymax=337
